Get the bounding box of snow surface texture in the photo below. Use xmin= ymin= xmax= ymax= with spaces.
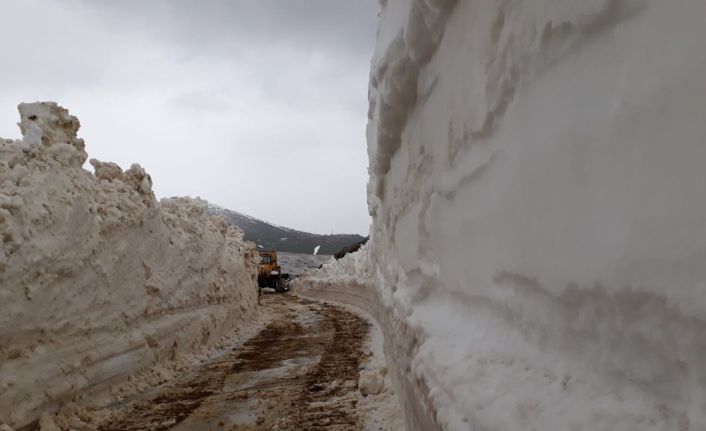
xmin=0 ymin=103 xmax=259 ymax=428
xmin=299 ymin=0 xmax=706 ymax=430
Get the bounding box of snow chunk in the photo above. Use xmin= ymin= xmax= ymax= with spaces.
xmin=90 ymin=158 xmax=123 ymax=181
xmin=16 ymin=102 xmax=87 ymax=166
xmin=359 ymin=370 xmax=384 ymax=396
xmin=38 ymin=414 xmax=59 ymax=431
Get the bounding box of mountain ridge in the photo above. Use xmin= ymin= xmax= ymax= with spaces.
xmin=208 ymin=204 xmax=366 ymax=255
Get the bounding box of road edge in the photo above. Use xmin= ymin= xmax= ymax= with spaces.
xmin=293 ymin=281 xmax=442 ymax=431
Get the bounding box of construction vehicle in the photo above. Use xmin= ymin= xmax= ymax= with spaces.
xmin=257 ymin=250 xmax=288 ymax=292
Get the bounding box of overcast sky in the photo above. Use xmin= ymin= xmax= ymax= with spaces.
xmin=0 ymin=0 xmax=378 ymax=235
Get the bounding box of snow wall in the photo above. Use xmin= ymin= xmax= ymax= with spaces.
xmin=297 ymin=0 xmax=706 ymax=430
xmin=0 ymin=103 xmax=259 ymax=428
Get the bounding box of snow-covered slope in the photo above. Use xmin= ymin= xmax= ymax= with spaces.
xmin=298 ymin=1 xmax=706 ymax=430
xmin=0 ymin=103 xmax=259 ymax=428
xmin=277 ymin=251 xmax=332 ymax=277
xmin=208 ymin=204 xmax=365 ymax=255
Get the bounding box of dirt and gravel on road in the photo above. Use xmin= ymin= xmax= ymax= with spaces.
xmin=96 ymin=295 xmax=373 ymax=430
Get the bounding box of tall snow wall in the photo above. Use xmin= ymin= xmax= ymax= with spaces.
xmin=297 ymin=0 xmax=706 ymax=430
xmin=0 ymin=103 xmax=259 ymax=428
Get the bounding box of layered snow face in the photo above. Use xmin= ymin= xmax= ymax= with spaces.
xmin=0 ymin=103 xmax=259 ymax=427
xmin=313 ymin=0 xmax=706 ymax=430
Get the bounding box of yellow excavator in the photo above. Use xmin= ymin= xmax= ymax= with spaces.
xmin=257 ymin=250 xmax=288 ymax=292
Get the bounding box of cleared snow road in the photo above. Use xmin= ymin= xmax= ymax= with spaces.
xmin=98 ymin=295 xmax=371 ymax=430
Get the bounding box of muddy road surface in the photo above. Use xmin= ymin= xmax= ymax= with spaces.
xmin=99 ymin=295 xmax=371 ymax=431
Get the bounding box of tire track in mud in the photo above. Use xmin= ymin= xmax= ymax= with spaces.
xmin=99 ymin=295 xmax=370 ymax=431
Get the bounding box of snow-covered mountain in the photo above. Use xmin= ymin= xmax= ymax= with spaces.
xmin=208 ymin=204 xmax=365 ymax=255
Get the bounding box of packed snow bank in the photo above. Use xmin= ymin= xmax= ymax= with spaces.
xmin=300 ymin=0 xmax=706 ymax=430
xmin=294 ymin=248 xmax=441 ymax=431
xmin=0 ymin=102 xmax=259 ymax=428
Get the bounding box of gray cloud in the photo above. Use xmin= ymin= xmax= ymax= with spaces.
xmin=0 ymin=0 xmax=378 ymax=235
xmin=79 ymin=0 xmax=378 ymax=60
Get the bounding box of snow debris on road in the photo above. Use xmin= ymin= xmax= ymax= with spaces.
xmin=297 ymin=0 xmax=706 ymax=430
xmin=358 ymin=371 xmax=384 ymax=396
xmin=0 ymin=102 xmax=261 ymax=429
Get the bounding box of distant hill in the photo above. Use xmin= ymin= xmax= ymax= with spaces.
xmin=208 ymin=204 xmax=366 ymax=255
